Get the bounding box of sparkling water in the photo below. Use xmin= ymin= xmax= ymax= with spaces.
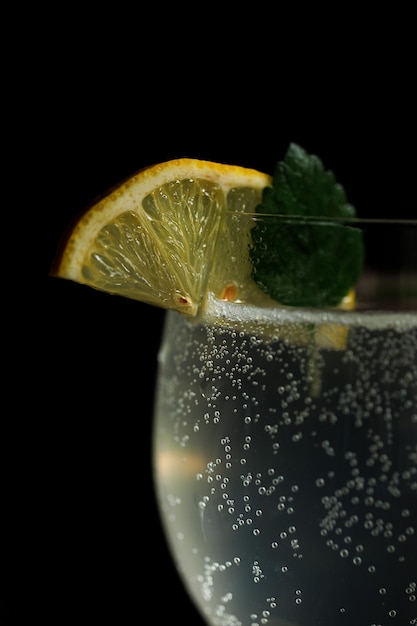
xmin=153 ymin=301 xmax=417 ymax=626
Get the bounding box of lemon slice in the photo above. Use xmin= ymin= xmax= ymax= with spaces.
xmin=51 ymin=158 xmax=271 ymax=316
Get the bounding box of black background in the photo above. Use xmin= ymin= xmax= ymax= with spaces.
xmin=3 ymin=9 xmax=416 ymax=626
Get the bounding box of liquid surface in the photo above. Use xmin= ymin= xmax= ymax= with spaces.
xmin=153 ymin=304 xmax=417 ymax=626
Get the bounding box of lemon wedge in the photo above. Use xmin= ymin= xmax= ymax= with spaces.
xmin=51 ymin=158 xmax=271 ymax=316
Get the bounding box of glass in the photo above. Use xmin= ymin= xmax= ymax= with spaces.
xmin=152 ymin=216 xmax=417 ymax=626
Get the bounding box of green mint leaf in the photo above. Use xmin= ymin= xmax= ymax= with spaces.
xmin=250 ymin=143 xmax=364 ymax=308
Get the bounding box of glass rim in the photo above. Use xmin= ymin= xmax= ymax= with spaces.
xmin=221 ymin=211 xmax=417 ymax=313
xmin=202 ymin=293 xmax=417 ymax=326
xmin=228 ymin=212 xmax=417 ymax=225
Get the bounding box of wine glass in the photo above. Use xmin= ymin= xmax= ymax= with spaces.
xmin=152 ymin=216 xmax=417 ymax=626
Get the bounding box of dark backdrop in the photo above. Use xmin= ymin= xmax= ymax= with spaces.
xmin=4 ymin=10 xmax=416 ymax=626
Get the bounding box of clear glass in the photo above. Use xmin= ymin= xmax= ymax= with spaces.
xmin=152 ymin=217 xmax=417 ymax=626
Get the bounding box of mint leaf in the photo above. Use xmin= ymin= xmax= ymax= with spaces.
xmin=250 ymin=144 xmax=364 ymax=307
